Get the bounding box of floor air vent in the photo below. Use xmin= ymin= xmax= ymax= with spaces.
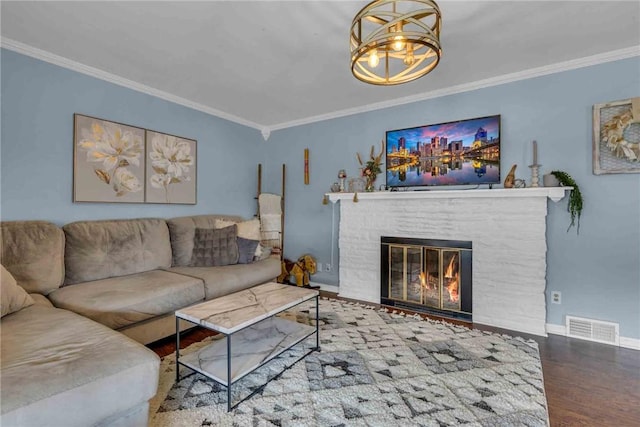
xmin=566 ymin=316 xmax=619 ymax=346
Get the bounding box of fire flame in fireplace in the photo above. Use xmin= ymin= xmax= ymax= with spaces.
xmin=444 ymin=255 xmax=460 ymax=303
xmin=420 ymin=272 xmax=428 ymax=289
xmin=447 ymin=280 xmax=459 ymax=303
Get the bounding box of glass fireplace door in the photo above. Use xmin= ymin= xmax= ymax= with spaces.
xmin=423 ymin=248 xmax=462 ymax=312
xmin=388 ymin=245 xmax=423 ymax=303
xmin=381 ymin=236 xmax=471 ymax=321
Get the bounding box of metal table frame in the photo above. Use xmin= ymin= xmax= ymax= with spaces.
xmin=175 ymin=294 xmax=319 ymax=412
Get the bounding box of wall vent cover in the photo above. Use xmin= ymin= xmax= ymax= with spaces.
xmin=566 ymin=316 xmax=619 ymax=346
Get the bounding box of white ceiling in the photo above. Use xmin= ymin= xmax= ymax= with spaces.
xmin=2 ymin=1 xmax=639 ymax=132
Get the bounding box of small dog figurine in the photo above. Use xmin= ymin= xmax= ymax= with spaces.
xmin=277 ymin=254 xmax=317 ymax=287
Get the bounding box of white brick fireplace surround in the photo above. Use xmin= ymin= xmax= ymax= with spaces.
xmin=328 ymin=188 xmax=569 ymax=337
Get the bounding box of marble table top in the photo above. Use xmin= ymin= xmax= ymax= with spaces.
xmin=176 ymin=282 xmax=318 ymax=334
xmin=179 ymin=316 xmax=315 ymax=385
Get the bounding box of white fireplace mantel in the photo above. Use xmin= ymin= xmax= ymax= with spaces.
xmin=327 ymin=187 xmax=570 ymax=203
xmin=329 ymin=187 xmax=571 ymax=337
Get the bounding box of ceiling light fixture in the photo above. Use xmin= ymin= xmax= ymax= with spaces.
xmin=350 ymin=0 xmax=442 ymax=85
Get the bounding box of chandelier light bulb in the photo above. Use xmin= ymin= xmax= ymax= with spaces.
xmin=403 ymin=52 xmax=415 ymax=66
xmin=391 ymin=22 xmax=405 ymax=52
xmin=368 ymin=49 xmax=380 ymax=68
xmin=404 ymin=43 xmax=415 ymax=65
xmin=392 ymin=35 xmax=405 ymax=52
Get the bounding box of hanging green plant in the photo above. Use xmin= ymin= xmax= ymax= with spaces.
xmin=550 ymin=170 xmax=583 ymax=234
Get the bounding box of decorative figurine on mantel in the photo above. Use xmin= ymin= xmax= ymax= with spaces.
xmin=357 ymin=141 xmax=384 ymax=192
xmin=504 ymin=164 xmax=517 ymax=188
xmin=338 ymin=169 xmax=347 ymax=192
xmin=504 ymin=164 xmax=526 ymax=188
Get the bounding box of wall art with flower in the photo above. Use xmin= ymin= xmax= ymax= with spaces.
xmin=73 ymin=114 xmax=197 ymax=204
xmin=593 ymin=97 xmax=640 ymax=175
xmin=74 ymin=114 xmax=145 ymax=203
xmin=145 ymin=130 xmax=197 ymax=204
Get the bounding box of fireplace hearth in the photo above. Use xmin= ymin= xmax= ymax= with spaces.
xmin=381 ymin=236 xmax=472 ymax=321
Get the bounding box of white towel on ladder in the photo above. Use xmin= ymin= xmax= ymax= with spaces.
xmin=259 ymin=193 xmax=282 ymax=248
xmin=259 ymin=193 xmax=282 ymax=215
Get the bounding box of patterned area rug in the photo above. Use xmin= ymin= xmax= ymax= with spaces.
xmin=149 ymin=298 xmax=549 ymax=426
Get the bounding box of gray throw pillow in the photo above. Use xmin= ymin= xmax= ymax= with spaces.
xmin=237 ymin=237 xmax=260 ymax=264
xmin=190 ymin=226 xmax=239 ymax=267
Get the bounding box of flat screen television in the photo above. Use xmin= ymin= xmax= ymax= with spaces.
xmin=385 ymin=115 xmax=501 ymax=189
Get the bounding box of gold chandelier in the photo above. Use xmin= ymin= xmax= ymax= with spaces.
xmin=350 ymin=0 xmax=442 ymax=85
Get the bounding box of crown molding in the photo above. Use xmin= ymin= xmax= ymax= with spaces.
xmin=0 ymin=38 xmax=264 ymax=133
xmin=2 ymin=38 xmax=638 ymax=140
xmin=269 ymin=45 xmax=640 ymax=132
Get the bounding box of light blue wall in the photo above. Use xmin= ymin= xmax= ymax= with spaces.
xmin=2 ymin=48 xmax=638 ymax=339
xmin=1 ymin=49 xmax=265 ymax=225
xmin=265 ymin=57 xmax=640 ymax=339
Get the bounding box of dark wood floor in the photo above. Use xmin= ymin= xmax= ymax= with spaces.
xmin=149 ymin=291 xmax=640 ymax=427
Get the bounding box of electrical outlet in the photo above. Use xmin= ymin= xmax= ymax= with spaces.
xmin=317 ymin=263 xmax=323 ymax=272
xmin=551 ymin=291 xmax=561 ymax=304
xmin=325 ymin=263 xmax=332 ymax=272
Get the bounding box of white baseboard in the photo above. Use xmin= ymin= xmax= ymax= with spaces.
xmin=545 ymin=323 xmax=567 ymax=336
xmin=620 ymin=337 xmax=640 ymax=351
xmin=546 ymin=323 xmax=640 ymax=350
xmin=309 ymin=281 xmax=339 ymax=293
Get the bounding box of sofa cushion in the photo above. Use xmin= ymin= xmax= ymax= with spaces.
xmin=191 ymin=225 xmax=239 ymax=267
xmin=63 ymin=218 xmax=172 ymax=285
xmin=29 ymin=293 xmax=54 ymax=308
xmin=48 ymin=270 xmax=204 ymax=329
xmin=237 ymin=237 xmax=260 ymax=264
xmin=168 ymin=257 xmax=280 ymax=299
xmin=215 ymin=218 xmax=261 ymax=240
xmin=0 ymin=221 xmax=65 ymax=294
xmin=0 ymin=304 xmax=159 ymax=427
xmin=215 ymin=218 xmax=262 ymax=258
xmin=1 ymin=265 xmax=34 ymax=317
xmin=166 ymin=214 xmax=244 ymax=267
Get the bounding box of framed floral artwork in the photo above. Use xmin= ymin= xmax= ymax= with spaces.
xmin=593 ymin=97 xmax=640 ymax=175
xmin=74 ymin=114 xmax=146 ymax=203
xmin=145 ymin=130 xmax=197 ymax=204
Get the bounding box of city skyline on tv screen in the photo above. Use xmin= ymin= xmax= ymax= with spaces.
xmin=386 ymin=116 xmax=500 ymax=152
xmin=385 ymin=115 xmax=501 ymax=188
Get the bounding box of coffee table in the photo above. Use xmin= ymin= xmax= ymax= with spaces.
xmin=175 ymin=282 xmax=319 ymax=411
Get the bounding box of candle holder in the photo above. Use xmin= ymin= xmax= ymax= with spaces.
xmin=338 ymin=169 xmax=347 ymax=192
xmin=529 ymin=164 xmax=541 ymax=188
xmin=529 ymin=140 xmax=540 ymax=187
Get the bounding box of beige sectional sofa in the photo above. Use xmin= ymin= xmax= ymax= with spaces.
xmin=0 ymin=215 xmax=281 ymax=426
